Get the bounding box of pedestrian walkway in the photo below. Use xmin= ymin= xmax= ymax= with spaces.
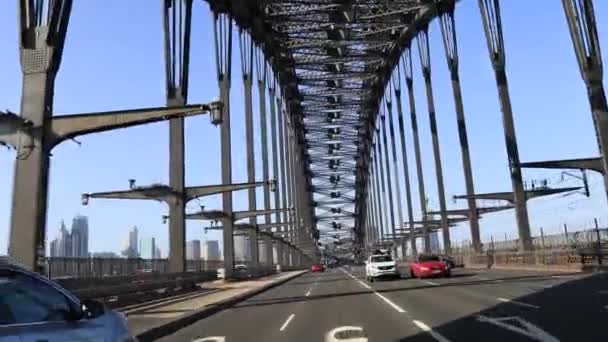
xmin=128 ymin=270 xmax=307 ymax=338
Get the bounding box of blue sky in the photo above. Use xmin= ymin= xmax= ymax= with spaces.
xmin=1 ymin=1 xmax=608 ymax=256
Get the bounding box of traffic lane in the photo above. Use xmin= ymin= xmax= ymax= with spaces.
xmin=156 ymin=271 xmax=316 ymax=342
xmin=397 ymin=270 xmax=607 ymax=341
xmin=363 ymin=267 xmax=603 ymax=341
xmin=282 ymin=267 xmax=435 ymax=342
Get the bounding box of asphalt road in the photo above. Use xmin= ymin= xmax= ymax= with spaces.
xmin=158 ymin=266 xmax=607 ymax=341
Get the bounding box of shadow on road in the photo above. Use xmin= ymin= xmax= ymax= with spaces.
xmin=397 ymin=272 xmax=607 ymax=341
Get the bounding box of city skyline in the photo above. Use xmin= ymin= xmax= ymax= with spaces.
xmin=49 ymin=215 xmax=89 ymax=258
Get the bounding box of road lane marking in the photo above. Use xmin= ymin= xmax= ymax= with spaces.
xmin=412 ymin=320 xmax=451 ymax=342
xmin=192 ymin=337 xmax=226 ymax=342
xmin=358 ymin=280 xmax=372 ymax=289
xmin=305 ymin=289 xmax=312 ymax=297
xmin=279 ymin=314 xmax=295 ymax=331
xmin=497 ymin=297 xmax=540 ymax=309
xmin=493 ymin=279 xmax=504 ymax=283
xmin=477 ymin=315 xmax=559 ymax=341
xmin=375 ymin=292 xmax=406 ymax=313
xmin=325 ymin=326 xmax=368 ymax=342
xmin=424 ymin=281 xmax=440 ymax=286
xmin=478 ymin=277 xmax=491 ymax=281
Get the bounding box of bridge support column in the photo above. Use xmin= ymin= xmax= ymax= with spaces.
xmin=256 ymin=51 xmax=273 ymax=266
xmin=479 ymin=0 xmax=532 ymax=251
xmin=383 ymin=95 xmax=402 ymax=257
xmin=240 ymin=30 xmax=259 ymax=267
xmin=439 ymin=7 xmax=482 ymax=253
xmin=163 ymin=0 xmax=194 ymax=273
xmin=403 ymin=48 xmax=431 ymax=253
xmin=417 ymin=27 xmax=451 ymax=254
xmin=393 ymin=77 xmax=416 ymax=257
xmin=214 ymin=12 xmax=236 ymax=276
xmin=9 ymin=1 xmax=73 ymax=273
xmin=562 ymin=0 xmax=608 ymax=205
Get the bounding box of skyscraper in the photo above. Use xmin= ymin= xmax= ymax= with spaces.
xmin=186 ymin=240 xmax=201 ymax=260
xmin=202 ymin=240 xmax=220 ymax=261
xmin=50 ymin=239 xmax=59 ymax=257
xmin=70 ymin=215 xmax=89 ymax=258
xmin=129 ymin=226 xmax=138 ymax=256
xmin=154 ymin=246 xmax=162 ymax=259
xmin=122 ymin=226 xmax=139 ymax=258
xmin=57 ymin=221 xmax=72 ymax=257
xmin=139 ymin=237 xmax=156 ymax=259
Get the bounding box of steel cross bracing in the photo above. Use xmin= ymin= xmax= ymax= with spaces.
xmin=218 ymin=0 xmax=437 ymax=249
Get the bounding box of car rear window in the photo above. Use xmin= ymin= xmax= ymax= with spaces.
xmin=371 ymin=256 xmax=393 ymax=262
xmin=418 ymin=255 xmax=440 ymax=262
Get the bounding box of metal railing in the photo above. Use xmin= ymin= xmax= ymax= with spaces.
xmin=46 ymin=257 xmax=224 ymax=279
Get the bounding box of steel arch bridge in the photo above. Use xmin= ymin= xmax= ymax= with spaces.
xmin=1 ymin=0 xmax=606 ymax=275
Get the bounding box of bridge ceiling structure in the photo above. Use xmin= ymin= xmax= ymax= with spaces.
xmin=209 ymin=0 xmax=448 ymax=245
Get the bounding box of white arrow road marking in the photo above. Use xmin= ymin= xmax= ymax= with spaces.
xmin=497 ymin=298 xmax=540 ymax=309
xmin=477 ymin=315 xmax=560 ymax=342
xmin=192 ymin=337 xmax=226 ymax=342
xmin=279 ymin=314 xmax=295 ymax=331
xmin=325 ymin=326 xmax=368 ymax=342
xmin=412 ymin=320 xmax=452 ymax=342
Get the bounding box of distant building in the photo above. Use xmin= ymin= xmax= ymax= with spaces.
xmin=50 ymin=239 xmax=59 ymax=258
xmin=121 ymin=226 xmax=139 ymax=258
xmin=233 ymin=236 xmax=250 ymax=262
xmin=429 ymin=232 xmax=440 ymax=254
xmin=154 ymin=246 xmax=162 ymax=259
xmin=186 ymin=240 xmax=201 ymax=260
xmin=71 ymin=215 xmax=89 ymax=258
xmin=92 ymin=252 xmax=118 ymax=258
xmin=139 ymin=237 xmax=156 ymax=259
xmin=202 ymin=240 xmax=220 ymax=260
xmin=129 ymin=226 xmax=139 ymax=256
xmin=57 ymin=221 xmax=72 ymax=257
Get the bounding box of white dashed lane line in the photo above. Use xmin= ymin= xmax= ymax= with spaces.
xmin=374 ymin=292 xmax=407 ymax=313
xmin=412 ymin=320 xmax=452 ymax=342
xmin=305 ymin=289 xmax=312 ymax=297
xmin=424 ymin=281 xmax=440 ymax=286
xmin=497 ymin=297 xmax=540 ymax=309
xmin=358 ymin=280 xmax=372 ymax=289
xmin=279 ymin=314 xmax=295 ymax=332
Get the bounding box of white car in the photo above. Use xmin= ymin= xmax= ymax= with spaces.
xmin=365 ymin=254 xmax=399 ymax=282
xmin=0 ymin=258 xmax=136 ymax=342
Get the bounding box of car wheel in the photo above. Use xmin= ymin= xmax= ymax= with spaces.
xmin=445 ymin=271 xmax=451 ymax=278
xmin=370 ymin=277 xmax=374 ymax=282
xmin=410 ymin=269 xmax=415 ymax=278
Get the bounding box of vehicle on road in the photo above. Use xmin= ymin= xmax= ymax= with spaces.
xmin=437 ymin=255 xmax=456 ymax=269
xmin=365 ymin=254 xmax=399 ymax=282
xmin=0 ymin=258 xmax=135 ymax=341
xmin=410 ymin=255 xmax=451 ymax=278
xmin=311 ymin=264 xmax=325 ymax=272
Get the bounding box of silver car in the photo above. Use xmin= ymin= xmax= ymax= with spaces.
xmin=0 ymin=260 xmax=136 ymax=342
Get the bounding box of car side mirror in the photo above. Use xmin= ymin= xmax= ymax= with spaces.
xmin=81 ymin=299 xmax=105 ymax=319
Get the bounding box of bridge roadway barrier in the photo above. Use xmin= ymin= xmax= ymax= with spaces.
xmin=130 ymin=269 xmax=309 ymax=341
xmin=456 ymin=249 xmax=608 ymax=272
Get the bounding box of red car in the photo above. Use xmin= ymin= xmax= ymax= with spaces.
xmin=311 ymin=264 xmax=325 ymax=272
xmin=410 ymin=255 xmax=451 ymax=278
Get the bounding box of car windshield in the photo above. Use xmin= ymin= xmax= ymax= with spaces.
xmin=418 ymin=255 xmax=440 ymax=262
xmin=371 ymin=256 xmax=393 ymax=263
